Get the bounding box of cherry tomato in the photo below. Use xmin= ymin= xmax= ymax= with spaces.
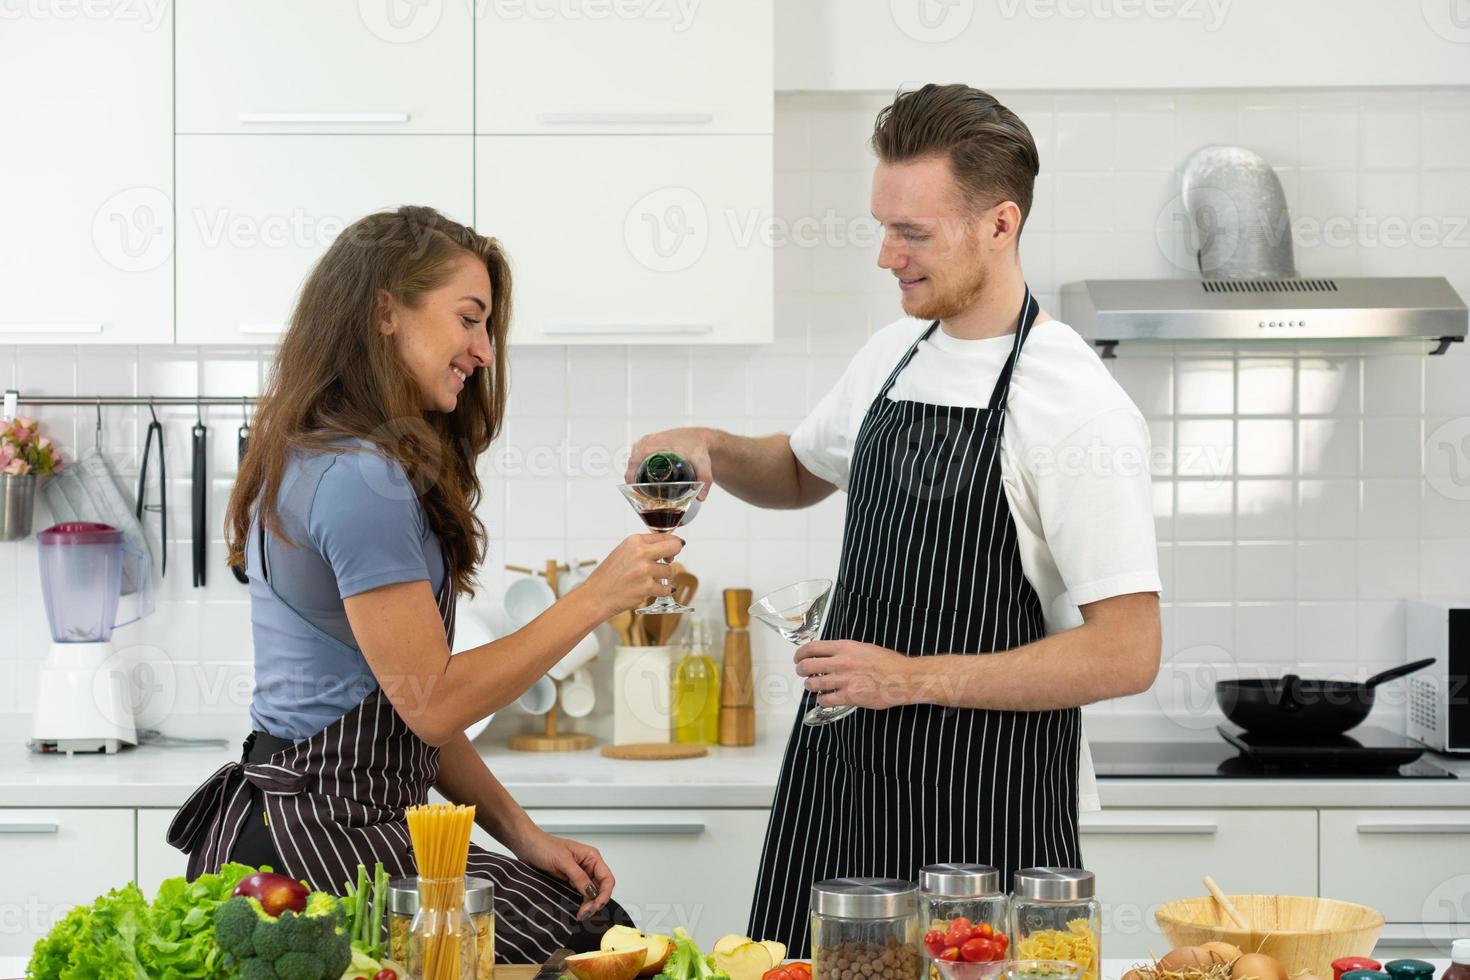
xmin=977 ymin=923 xmax=994 ymax=938
xmin=924 ymin=930 xmax=949 ymax=957
xmin=939 ymin=947 xmax=962 ymax=962
xmin=943 ymin=917 xmax=974 ymax=948
xmin=788 ymin=965 xmax=812 ymax=977
xmin=995 ymin=934 xmax=1009 ymax=951
xmin=374 ymin=971 xmax=398 ymax=980
xmin=762 ymin=969 xmax=795 ymax=980
xmin=960 ymin=938 xmax=993 ymax=963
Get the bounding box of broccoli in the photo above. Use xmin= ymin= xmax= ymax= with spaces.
xmin=212 ymin=893 xmax=351 ymax=980
xmin=655 ymin=928 xmax=730 ymax=980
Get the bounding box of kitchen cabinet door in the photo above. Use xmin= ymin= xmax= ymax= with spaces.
xmin=0 ymin=809 xmax=135 ymax=955
xmin=474 ymin=808 xmax=769 ymax=948
xmin=0 ymin=9 xmax=172 ymax=344
xmin=176 ymin=0 xmax=471 ymax=134
xmin=477 ymin=0 xmax=772 ymax=135
xmin=1078 ymin=809 xmax=1318 ymax=959
xmin=136 ymin=808 xmax=189 ymax=898
xmin=476 ymin=135 xmax=773 ymax=345
xmin=1320 ymin=809 xmax=1470 ymax=924
xmin=176 ymin=135 xmax=473 ymax=344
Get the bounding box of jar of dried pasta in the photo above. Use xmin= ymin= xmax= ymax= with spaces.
xmin=389 ymin=875 xmax=495 ymax=977
xmin=1008 ymin=869 xmax=1099 ymax=980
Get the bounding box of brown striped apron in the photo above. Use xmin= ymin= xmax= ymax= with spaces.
xmin=168 ymin=516 xmax=619 ymax=960
xmin=747 ymin=286 xmax=1082 ymax=956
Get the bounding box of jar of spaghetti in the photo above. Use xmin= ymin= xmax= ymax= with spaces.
xmin=1008 ymin=869 xmax=1099 ymax=980
xmin=390 ymin=876 xmax=494 ymax=978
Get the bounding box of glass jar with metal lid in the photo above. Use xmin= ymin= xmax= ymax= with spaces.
xmin=388 ymin=876 xmax=494 ymax=977
xmin=918 ymin=865 xmax=1008 ymax=979
xmin=811 ymin=878 xmax=923 ymax=980
xmin=1008 ymin=869 xmax=1100 ymax=980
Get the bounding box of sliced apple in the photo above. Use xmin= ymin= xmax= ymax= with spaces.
xmin=713 ymin=941 xmax=775 ymax=980
xmin=639 ymin=934 xmax=673 ymax=978
xmin=602 ymin=925 xmax=650 ymax=955
xmin=566 ymin=948 xmax=646 ymax=980
xmin=759 ymin=941 xmax=787 ymax=966
xmin=713 ymin=934 xmax=754 ymax=955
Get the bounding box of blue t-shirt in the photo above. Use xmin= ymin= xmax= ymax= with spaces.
xmin=247 ymin=439 xmax=446 ymax=741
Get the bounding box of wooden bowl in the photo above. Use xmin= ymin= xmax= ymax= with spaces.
xmin=1155 ymin=895 xmax=1384 ymax=979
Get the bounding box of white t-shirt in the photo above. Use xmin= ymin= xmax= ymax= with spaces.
xmin=791 ymin=315 xmax=1163 ymax=813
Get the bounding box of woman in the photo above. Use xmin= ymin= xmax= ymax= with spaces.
xmin=168 ymin=205 xmax=680 ymax=958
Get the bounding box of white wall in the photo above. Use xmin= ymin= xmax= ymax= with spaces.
xmin=3 ymin=86 xmax=1469 ymax=739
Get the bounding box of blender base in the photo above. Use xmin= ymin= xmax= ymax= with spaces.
xmin=29 ymin=641 xmax=138 ymax=754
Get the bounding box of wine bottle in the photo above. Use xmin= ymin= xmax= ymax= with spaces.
xmin=636 ymin=450 xmax=696 ymax=484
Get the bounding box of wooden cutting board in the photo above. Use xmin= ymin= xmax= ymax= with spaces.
xmin=601 ymin=743 xmax=708 ymax=760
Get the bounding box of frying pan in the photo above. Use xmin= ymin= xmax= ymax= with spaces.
xmin=1214 ymin=658 xmax=1436 ymax=736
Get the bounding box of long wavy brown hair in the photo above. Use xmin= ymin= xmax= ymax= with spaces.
xmin=225 ymin=205 xmax=511 ymax=598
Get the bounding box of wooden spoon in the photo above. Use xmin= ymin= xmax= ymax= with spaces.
xmin=1203 ymin=875 xmax=1250 ymax=930
xmin=608 ymin=609 xmax=636 ymax=647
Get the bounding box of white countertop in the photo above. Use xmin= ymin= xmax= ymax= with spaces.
xmin=3 ymin=724 xmax=1469 ymax=809
xmin=0 ymin=957 xmax=1452 ymax=980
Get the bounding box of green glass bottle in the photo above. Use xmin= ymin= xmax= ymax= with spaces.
xmin=672 ymin=619 xmax=720 ymax=746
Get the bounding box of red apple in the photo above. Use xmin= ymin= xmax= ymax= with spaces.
xmin=233 ymin=871 xmax=309 ymax=917
xmin=566 ymin=948 xmax=646 ymax=980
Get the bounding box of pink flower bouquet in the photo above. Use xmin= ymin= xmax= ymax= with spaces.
xmin=0 ymin=417 xmax=65 ymax=477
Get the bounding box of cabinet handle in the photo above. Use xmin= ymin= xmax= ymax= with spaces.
xmin=542 ymin=323 xmax=713 ymax=336
xmin=538 ymin=113 xmax=714 ymax=126
xmin=238 ymin=323 xmax=286 ymax=335
xmin=238 ymin=112 xmax=411 ymax=124
xmin=1357 ymin=823 xmax=1470 ymax=835
xmin=0 ymin=823 xmax=60 ymax=834
xmin=536 ymin=822 xmax=705 ymax=836
xmin=0 ymin=323 xmax=103 ymax=334
xmin=1081 ymin=823 xmax=1218 ymax=836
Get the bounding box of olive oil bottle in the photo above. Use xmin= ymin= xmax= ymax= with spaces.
xmin=672 ymin=618 xmax=720 ymax=745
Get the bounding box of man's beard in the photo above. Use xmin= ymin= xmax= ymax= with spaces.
xmin=902 ymin=258 xmax=989 ymax=321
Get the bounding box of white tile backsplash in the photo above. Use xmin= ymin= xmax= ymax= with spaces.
xmin=5 ymin=86 xmax=1470 ymax=734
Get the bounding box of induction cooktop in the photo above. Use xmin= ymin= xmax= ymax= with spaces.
xmin=1091 ymin=725 xmax=1455 ymax=779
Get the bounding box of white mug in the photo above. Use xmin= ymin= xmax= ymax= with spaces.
xmin=558 ymin=669 xmax=596 ymax=719
xmin=514 ymin=674 xmax=557 ymax=715
xmin=547 ymin=630 xmax=600 ymax=681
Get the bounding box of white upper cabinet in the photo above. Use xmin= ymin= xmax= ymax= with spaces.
xmin=176 ymin=136 xmax=473 ymax=344
xmin=776 ymin=0 xmax=1470 ymax=91
xmin=0 ymin=6 xmax=172 ymax=344
xmin=476 ymin=135 xmax=772 ymax=344
xmin=476 ymin=0 xmax=772 ymax=134
xmin=176 ymin=0 xmax=472 ymax=134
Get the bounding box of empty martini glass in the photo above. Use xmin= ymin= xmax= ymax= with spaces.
xmin=618 ymin=480 xmax=704 ymax=614
xmin=749 ymin=579 xmax=855 ymax=726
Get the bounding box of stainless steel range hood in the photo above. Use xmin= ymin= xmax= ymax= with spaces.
xmin=1061 ymin=276 xmax=1468 ymax=357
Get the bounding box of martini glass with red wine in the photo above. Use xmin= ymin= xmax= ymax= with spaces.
xmin=617 ymin=480 xmax=704 ymax=614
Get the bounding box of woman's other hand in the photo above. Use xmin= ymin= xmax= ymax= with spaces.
xmin=511 ymin=828 xmax=615 ymax=920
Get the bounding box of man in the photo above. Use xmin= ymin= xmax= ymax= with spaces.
xmin=627 ymin=84 xmax=1161 ymax=954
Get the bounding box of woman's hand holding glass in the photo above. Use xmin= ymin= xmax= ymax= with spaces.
xmin=582 ymin=533 xmax=685 ymax=617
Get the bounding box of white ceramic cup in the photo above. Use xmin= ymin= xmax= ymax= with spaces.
xmin=504 ymin=576 xmax=556 ymax=628
xmin=547 ymin=630 xmax=600 ymax=681
xmin=558 ymin=669 xmax=597 ymax=718
xmin=514 ymin=674 xmax=557 ymax=715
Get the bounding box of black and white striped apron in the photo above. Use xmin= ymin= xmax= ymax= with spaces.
xmin=168 ymin=516 xmax=612 ymax=962
xmin=748 ymin=287 xmax=1081 ymax=956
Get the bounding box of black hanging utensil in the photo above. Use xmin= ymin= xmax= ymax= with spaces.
xmin=230 ymin=399 xmax=250 ymax=584
xmin=135 ymin=399 xmax=167 ymax=578
xmin=191 ymin=402 xmax=207 ymax=588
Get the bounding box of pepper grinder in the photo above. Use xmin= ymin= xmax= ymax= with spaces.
xmin=719 ymin=588 xmax=756 ymax=746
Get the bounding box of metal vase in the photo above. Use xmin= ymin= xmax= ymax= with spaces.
xmin=0 ymin=474 xmax=38 ymax=541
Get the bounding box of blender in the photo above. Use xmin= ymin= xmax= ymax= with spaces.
xmin=31 ymin=521 xmax=154 ymax=754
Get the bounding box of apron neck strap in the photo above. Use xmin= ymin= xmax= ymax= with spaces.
xmin=986 ymin=285 xmax=1040 ymax=414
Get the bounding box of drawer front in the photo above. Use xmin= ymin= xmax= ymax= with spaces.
xmin=1320 ymin=809 xmax=1470 ymax=922
xmin=1079 ymin=809 xmax=1318 ymax=959
xmin=136 ymin=809 xmax=189 ymax=899
xmin=475 ymin=808 xmax=770 ymax=949
xmin=0 ymin=809 xmax=136 ymax=956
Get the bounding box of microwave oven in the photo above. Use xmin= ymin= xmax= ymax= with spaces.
xmin=1406 ymin=600 xmax=1470 ymax=754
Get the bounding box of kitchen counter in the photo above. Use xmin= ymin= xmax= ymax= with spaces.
xmin=0 ymin=958 xmax=1454 ymax=980
xmin=2 ymin=725 xmax=1469 ymax=809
